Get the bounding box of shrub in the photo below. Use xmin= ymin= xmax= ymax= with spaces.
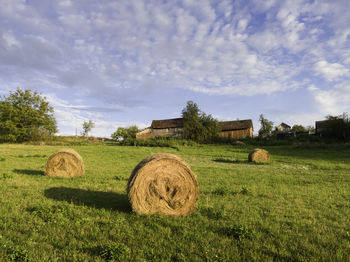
xmin=224 ymin=224 xmax=254 ymax=240
xmin=8 ymin=246 xmax=29 ymax=262
xmin=100 ymin=243 xmax=131 ymax=261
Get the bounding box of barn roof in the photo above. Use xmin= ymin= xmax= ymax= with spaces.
xmin=219 ymin=119 xmax=253 ymax=131
xmin=151 ymin=118 xmax=184 ymax=129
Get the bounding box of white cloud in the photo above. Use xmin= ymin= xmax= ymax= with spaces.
xmin=313 ymin=60 xmax=349 ymax=81
xmin=310 ymin=81 xmax=350 ymax=115
xmin=1 ymin=0 xmax=350 ymax=136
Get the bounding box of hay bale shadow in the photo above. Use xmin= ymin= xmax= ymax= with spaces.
xmin=44 ymin=187 xmax=131 ymax=213
xmin=212 ymin=158 xmax=248 ymax=164
xmin=13 ymin=169 xmax=45 ymax=176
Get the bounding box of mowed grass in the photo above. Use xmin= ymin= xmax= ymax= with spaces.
xmin=0 ymin=143 xmax=349 ymax=261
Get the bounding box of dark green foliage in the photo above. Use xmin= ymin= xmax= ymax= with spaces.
xmin=182 ymin=101 xmax=220 ymax=143
xmin=292 ymin=124 xmax=306 ymax=132
xmin=100 ymin=243 xmax=131 ymax=261
xmin=224 ymin=224 xmax=254 ymax=240
xmin=0 ymin=88 xmax=57 ymax=142
xmin=258 ymin=114 xmax=273 ymax=138
xmin=111 ymin=125 xmax=139 ymax=141
xmin=8 ymin=246 xmax=29 ymax=262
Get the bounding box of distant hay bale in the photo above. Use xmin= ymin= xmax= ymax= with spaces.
xmin=232 ymin=140 xmax=245 ymax=146
xmin=248 ymin=148 xmax=270 ymax=163
xmin=45 ymin=148 xmax=85 ymax=178
xmin=127 ymin=153 xmax=199 ymax=216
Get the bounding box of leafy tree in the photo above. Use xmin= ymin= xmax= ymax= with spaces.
xmin=306 ymin=125 xmax=315 ymax=134
xmin=82 ymin=120 xmax=95 ymax=137
xmin=182 ymin=101 xmax=220 ymax=142
xmin=258 ymin=114 xmax=273 ymax=138
xmin=111 ymin=125 xmax=139 ymax=141
xmin=292 ymin=125 xmax=307 ymax=132
xmin=127 ymin=125 xmax=139 ymax=139
xmin=0 ymin=88 xmax=57 ymax=142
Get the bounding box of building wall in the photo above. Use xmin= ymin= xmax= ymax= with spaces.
xmin=218 ymin=128 xmax=252 ymax=139
xmin=152 ymin=128 xmax=183 ymax=138
xmin=136 ymin=128 xmax=153 ymax=140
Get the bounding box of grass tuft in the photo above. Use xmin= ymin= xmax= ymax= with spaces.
xmin=100 ymin=243 xmax=131 ymax=261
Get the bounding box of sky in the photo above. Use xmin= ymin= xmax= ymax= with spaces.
xmin=1 ymin=0 xmax=350 ymax=137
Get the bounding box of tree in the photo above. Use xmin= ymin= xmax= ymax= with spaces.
xmin=292 ymin=124 xmax=306 ymax=132
xmin=258 ymin=114 xmax=273 ymax=138
xmin=111 ymin=125 xmax=139 ymax=141
xmin=0 ymin=88 xmax=57 ymax=142
xmin=182 ymin=101 xmax=220 ymax=142
xmin=82 ymin=120 xmax=95 ymax=137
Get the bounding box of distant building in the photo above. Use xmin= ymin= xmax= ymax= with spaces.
xmin=136 ymin=118 xmax=184 ymax=140
xmin=218 ymin=120 xmax=253 ymax=139
xmin=276 ymin=123 xmax=291 ymax=133
xmin=136 ymin=118 xmax=253 ymax=140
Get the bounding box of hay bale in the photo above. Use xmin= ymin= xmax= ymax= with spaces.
xmin=127 ymin=153 xmax=199 ymax=216
xmin=232 ymin=140 xmax=245 ymax=146
xmin=45 ymin=148 xmax=84 ymax=178
xmin=248 ymin=148 xmax=269 ymax=163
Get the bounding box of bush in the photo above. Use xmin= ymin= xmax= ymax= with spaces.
xmin=100 ymin=243 xmax=130 ymax=261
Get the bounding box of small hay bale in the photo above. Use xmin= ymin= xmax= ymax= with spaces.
xmin=45 ymin=148 xmax=84 ymax=178
xmin=127 ymin=153 xmax=199 ymax=216
xmin=248 ymin=148 xmax=269 ymax=163
xmin=232 ymin=140 xmax=245 ymax=146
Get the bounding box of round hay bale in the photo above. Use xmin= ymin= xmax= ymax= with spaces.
xmin=248 ymin=148 xmax=270 ymax=163
xmin=232 ymin=140 xmax=245 ymax=146
xmin=127 ymin=153 xmax=199 ymax=216
xmin=45 ymin=148 xmax=84 ymax=178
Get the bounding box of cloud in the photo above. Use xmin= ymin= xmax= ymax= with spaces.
xmin=310 ymin=81 xmax=350 ymax=115
xmin=1 ymin=0 xmax=350 ymax=136
xmin=313 ymin=60 xmax=349 ymax=81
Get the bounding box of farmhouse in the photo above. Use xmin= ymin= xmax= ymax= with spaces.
xmin=136 ymin=118 xmax=253 ymax=140
xmin=276 ymin=123 xmax=291 ymax=133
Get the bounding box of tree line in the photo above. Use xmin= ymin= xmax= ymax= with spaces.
xmin=1 ymin=88 xmax=350 ymax=143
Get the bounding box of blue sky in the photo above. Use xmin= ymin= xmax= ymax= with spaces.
xmin=1 ymin=0 xmax=350 ymax=137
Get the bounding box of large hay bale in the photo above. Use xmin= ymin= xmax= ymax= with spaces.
xmin=248 ymin=148 xmax=270 ymax=163
xmin=45 ymin=148 xmax=85 ymax=178
xmin=127 ymin=153 xmax=199 ymax=216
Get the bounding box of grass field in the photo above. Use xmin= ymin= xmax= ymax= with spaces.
xmin=0 ymin=143 xmax=349 ymax=261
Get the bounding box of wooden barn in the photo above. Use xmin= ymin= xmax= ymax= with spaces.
xmin=218 ymin=120 xmax=253 ymax=139
xmin=136 ymin=118 xmax=184 ymax=140
xmin=136 ymin=118 xmax=253 ymax=140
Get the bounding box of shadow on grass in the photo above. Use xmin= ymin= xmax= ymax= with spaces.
xmin=44 ymin=187 xmax=131 ymax=213
xmin=13 ymin=169 xmax=45 ymax=176
xmin=212 ymin=158 xmax=248 ymax=164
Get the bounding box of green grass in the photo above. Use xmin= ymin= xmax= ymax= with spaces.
xmin=0 ymin=143 xmax=349 ymax=261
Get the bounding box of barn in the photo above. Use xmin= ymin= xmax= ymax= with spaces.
xmin=218 ymin=120 xmax=253 ymax=139
xmin=136 ymin=118 xmax=184 ymax=140
xmin=136 ymin=118 xmax=253 ymax=140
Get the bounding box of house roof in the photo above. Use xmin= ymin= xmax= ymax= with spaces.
xmin=278 ymin=122 xmax=291 ymax=129
xmin=151 ymin=118 xmax=184 ymax=129
xmin=219 ymin=119 xmax=253 ymax=131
